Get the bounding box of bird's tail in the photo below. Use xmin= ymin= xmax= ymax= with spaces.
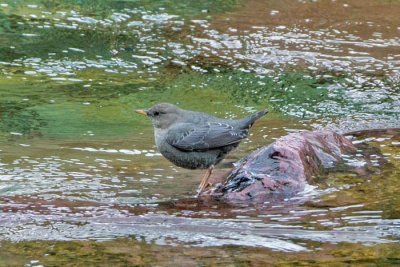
xmin=239 ymin=108 xmax=269 ymax=129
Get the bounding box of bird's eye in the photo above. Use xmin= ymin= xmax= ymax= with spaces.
xmin=153 ymin=111 xmax=160 ymax=116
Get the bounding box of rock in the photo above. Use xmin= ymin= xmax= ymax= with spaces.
xmin=202 ymin=130 xmax=356 ymax=202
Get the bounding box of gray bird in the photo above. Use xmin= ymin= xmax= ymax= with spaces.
xmin=136 ymin=103 xmax=268 ymax=196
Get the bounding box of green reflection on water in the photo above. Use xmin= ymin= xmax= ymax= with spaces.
xmin=0 ymin=68 xmax=347 ymax=139
xmin=0 ymin=0 xmax=241 ymax=59
xmin=1 ymin=239 xmax=400 ymax=267
xmin=0 ymin=101 xmax=45 ymax=135
xmin=1 ymin=0 xmax=240 ymax=16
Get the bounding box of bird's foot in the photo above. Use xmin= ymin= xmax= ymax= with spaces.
xmin=196 ymin=182 xmax=213 ymax=198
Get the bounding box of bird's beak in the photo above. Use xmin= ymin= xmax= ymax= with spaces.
xmin=135 ymin=109 xmax=148 ymax=116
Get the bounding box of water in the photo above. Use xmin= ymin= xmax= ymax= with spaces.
xmin=1 ymin=0 xmax=400 ymax=265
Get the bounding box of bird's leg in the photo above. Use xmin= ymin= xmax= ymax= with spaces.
xmin=196 ymin=165 xmax=214 ymax=197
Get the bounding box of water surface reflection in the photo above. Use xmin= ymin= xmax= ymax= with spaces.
xmin=1 ymin=0 xmax=400 ymax=264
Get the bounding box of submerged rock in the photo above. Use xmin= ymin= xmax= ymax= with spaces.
xmin=202 ymin=130 xmax=357 ymax=202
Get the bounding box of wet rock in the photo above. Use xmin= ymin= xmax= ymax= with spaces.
xmin=203 ymin=130 xmax=356 ymax=202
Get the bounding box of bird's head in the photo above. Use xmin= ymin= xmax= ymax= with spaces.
xmin=136 ymin=103 xmax=182 ymax=129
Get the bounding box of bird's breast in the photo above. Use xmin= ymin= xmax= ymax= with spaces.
xmin=154 ymin=128 xmax=168 ymax=148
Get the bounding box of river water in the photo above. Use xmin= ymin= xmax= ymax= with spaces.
xmin=0 ymin=0 xmax=400 ymax=265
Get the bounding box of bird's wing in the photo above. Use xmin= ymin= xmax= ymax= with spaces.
xmin=166 ymin=122 xmax=248 ymax=152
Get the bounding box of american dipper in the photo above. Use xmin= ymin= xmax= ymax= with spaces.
xmin=136 ymin=103 xmax=268 ymax=196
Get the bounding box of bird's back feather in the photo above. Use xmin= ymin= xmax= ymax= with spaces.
xmin=166 ymin=122 xmax=247 ymax=152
